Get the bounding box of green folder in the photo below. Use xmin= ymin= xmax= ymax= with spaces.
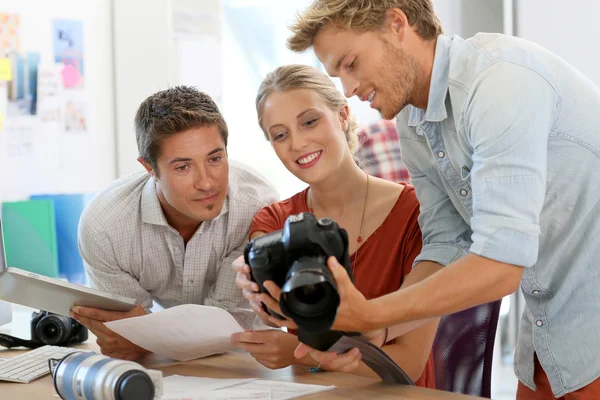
xmin=1 ymin=200 xmax=59 ymax=278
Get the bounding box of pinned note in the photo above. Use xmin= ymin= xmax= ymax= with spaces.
xmin=60 ymin=64 xmax=81 ymax=88
xmin=0 ymin=58 xmax=12 ymax=81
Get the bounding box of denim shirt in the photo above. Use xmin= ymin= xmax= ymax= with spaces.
xmin=397 ymin=34 xmax=600 ymax=397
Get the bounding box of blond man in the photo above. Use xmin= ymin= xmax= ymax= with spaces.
xmin=282 ymin=1 xmax=600 ymax=398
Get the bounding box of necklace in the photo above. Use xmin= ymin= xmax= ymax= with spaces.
xmin=307 ymin=173 xmax=370 ymax=271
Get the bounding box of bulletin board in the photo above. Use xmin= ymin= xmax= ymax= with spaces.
xmin=0 ymin=0 xmax=116 ymax=203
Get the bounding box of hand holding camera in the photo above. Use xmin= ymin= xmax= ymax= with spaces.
xmin=239 ymin=213 xmax=413 ymax=384
xmin=243 ymin=212 xmax=356 ymax=350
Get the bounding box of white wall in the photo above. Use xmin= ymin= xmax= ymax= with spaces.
xmin=433 ymin=0 xmax=504 ymax=37
xmin=112 ymin=0 xmax=225 ymax=179
xmin=0 ymin=0 xmax=115 ymax=201
xmin=112 ymin=0 xmax=171 ymax=177
xmin=112 ymin=0 xmax=312 ymax=198
xmin=221 ymin=0 xmax=315 ymax=198
xmin=515 ymin=0 xmax=600 ymax=86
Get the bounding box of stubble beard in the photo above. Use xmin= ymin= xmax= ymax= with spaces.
xmin=378 ymin=44 xmax=420 ymax=120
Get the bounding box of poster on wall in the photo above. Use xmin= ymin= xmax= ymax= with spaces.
xmin=6 ymin=51 xmax=40 ymax=116
xmin=4 ymin=115 xmax=35 ymax=158
xmin=63 ymin=90 xmax=87 ymax=135
xmin=0 ymin=13 xmax=19 ymax=57
xmin=52 ymin=19 xmax=84 ymax=89
xmin=37 ymin=64 xmax=63 ymax=125
xmin=0 ymin=13 xmax=37 ymax=117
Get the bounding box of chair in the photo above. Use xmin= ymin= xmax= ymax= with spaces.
xmin=432 ymin=300 xmax=502 ymax=398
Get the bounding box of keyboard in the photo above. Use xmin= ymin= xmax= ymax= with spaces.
xmin=0 ymin=345 xmax=82 ymax=383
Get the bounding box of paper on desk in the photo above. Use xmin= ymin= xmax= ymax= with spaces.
xmin=162 ymin=389 xmax=270 ymax=400
xmin=160 ymin=376 xmax=335 ymax=400
xmin=162 ymin=375 xmax=257 ymax=397
xmin=223 ymin=380 xmax=336 ymax=400
xmin=105 ymin=304 xmax=244 ymax=361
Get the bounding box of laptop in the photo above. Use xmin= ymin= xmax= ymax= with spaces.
xmin=0 ymin=219 xmax=137 ymax=316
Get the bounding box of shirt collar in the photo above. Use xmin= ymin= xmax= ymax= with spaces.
xmin=408 ymin=35 xmax=452 ymax=128
xmin=141 ymin=176 xmax=168 ymax=226
xmin=141 ymin=174 xmax=230 ymax=228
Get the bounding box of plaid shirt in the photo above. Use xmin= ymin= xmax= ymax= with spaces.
xmin=356 ymin=119 xmax=411 ymax=183
xmin=79 ymin=162 xmax=278 ymax=329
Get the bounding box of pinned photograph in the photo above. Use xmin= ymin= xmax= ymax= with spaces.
xmin=53 ymin=19 xmax=84 ymax=89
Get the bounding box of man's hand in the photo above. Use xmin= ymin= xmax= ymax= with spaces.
xmin=322 ymin=256 xmax=377 ymax=332
xmin=231 ymin=330 xmax=302 ymax=370
xmin=70 ymin=304 xmax=149 ymax=361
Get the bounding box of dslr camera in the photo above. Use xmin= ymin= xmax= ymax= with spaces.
xmin=244 ymin=212 xmax=354 ymax=349
xmin=31 ymin=310 xmax=88 ymax=346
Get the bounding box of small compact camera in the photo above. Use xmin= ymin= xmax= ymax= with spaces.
xmin=244 ymin=212 xmax=355 ymax=350
xmin=31 ymin=310 xmax=88 ymax=346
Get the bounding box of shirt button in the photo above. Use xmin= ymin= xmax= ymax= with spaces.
xmin=460 ymin=189 xmax=468 ymax=196
xmin=438 ymin=151 xmax=445 ymax=158
xmin=536 ymin=320 xmax=543 ymax=327
xmin=532 ymin=290 xmax=540 ymax=295
xmin=189 ymin=279 xmax=194 ymax=284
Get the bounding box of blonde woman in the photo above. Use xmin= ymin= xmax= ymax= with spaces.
xmin=231 ymin=65 xmax=437 ymax=386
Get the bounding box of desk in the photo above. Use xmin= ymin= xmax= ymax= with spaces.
xmin=1 ymin=342 xmax=484 ymax=400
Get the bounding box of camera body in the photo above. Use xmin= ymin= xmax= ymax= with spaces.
xmin=31 ymin=310 xmax=88 ymax=346
xmin=244 ymin=212 xmax=354 ymax=348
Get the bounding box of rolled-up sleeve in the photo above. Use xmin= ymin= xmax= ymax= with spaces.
xmin=465 ymin=63 xmax=558 ymax=267
xmin=403 ymin=158 xmax=473 ymax=268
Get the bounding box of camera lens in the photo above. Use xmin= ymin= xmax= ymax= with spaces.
xmin=280 ymin=256 xmax=340 ymax=332
xmin=284 ymin=280 xmax=336 ymax=317
xmin=292 ymin=284 xmax=326 ymax=305
xmin=36 ymin=315 xmax=72 ymax=345
xmin=53 ymin=352 xmax=156 ymax=400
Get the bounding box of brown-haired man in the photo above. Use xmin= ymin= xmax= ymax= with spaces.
xmin=73 ymin=86 xmax=278 ymax=360
xmin=276 ymin=0 xmax=600 ymax=398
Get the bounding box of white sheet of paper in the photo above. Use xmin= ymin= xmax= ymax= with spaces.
xmin=224 ymin=380 xmax=336 ymax=400
xmin=105 ymin=304 xmax=244 ymax=361
xmin=159 ymin=375 xmax=335 ymax=400
xmin=162 ymin=389 xmax=270 ymax=400
xmin=161 ymin=375 xmax=258 ymax=398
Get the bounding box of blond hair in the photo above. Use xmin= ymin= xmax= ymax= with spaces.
xmin=256 ymin=64 xmax=358 ymax=152
xmin=288 ymin=0 xmax=443 ymax=52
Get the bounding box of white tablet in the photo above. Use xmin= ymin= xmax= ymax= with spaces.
xmin=0 ymin=267 xmax=138 ymax=317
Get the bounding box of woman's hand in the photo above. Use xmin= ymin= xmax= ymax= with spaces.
xmin=258 ymin=281 xmax=298 ymax=330
xmin=292 ymin=328 xmax=387 ymax=373
xmin=231 ymin=329 xmax=301 ymax=370
xmin=232 ymin=255 xmax=298 ymax=329
xmin=233 ymin=255 xmax=277 ymax=327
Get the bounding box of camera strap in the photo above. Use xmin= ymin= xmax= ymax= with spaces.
xmin=0 ymin=333 xmax=43 ymax=349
